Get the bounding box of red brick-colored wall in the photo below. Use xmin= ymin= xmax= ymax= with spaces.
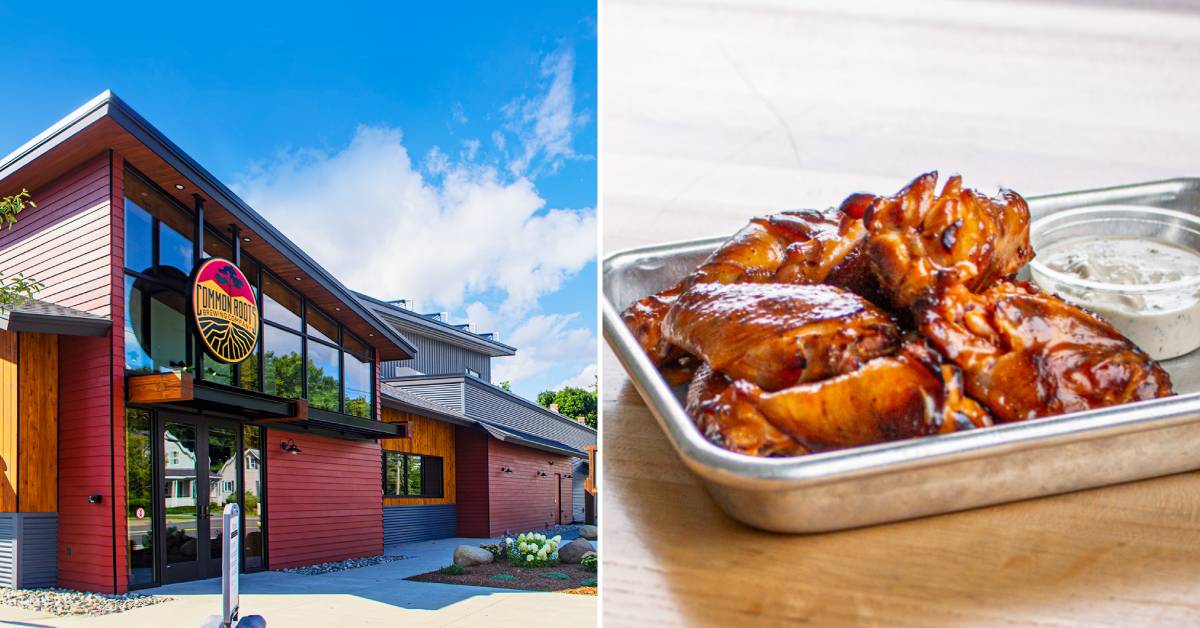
xmin=265 ymin=430 xmax=383 ymax=569
xmin=454 ymin=426 xmax=490 ymax=537
xmin=485 ymin=439 xmax=572 ymax=537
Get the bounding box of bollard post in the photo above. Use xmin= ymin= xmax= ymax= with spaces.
xmin=222 ymin=503 xmax=241 ymax=628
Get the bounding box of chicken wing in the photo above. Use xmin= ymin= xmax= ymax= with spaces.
xmin=690 ymin=338 xmax=991 ymax=453
xmin=864 ymin=172 xmax=1032 ymax=309
xmin=916 ymin=280 xmax=1174 ymax=422
xmin=663 ymin=282 xmax=899 ymax=391
xmin=686 ymin=363 xmax=809 ymax=457
xmin=622 ymin=198 xmax=878 ymax=364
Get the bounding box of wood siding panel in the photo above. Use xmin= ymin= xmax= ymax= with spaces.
xmin=0 ymin=331 xmax=16 ymax=513
xmin=0 ymin=152 xmax=113 ymax=317
xmin=18 ymin=333 xmax=57 ymax=512
xmin=265 ymin=430 xmax=382 ymax=569
xmin=380 ymin=409 xmax=456 ymax=506
xmin=109 ymin=156 xmax=126 ymax=592
xmin=454 ymin=426 xmax=489 ymax=537
xmin=382 ymin=331 xmax=491 ymax=381
xmin=486 ymin=439 xmax=572 ymax=537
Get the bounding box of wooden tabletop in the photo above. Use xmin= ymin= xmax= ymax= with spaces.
xmin=600 ymin=1 xmax=1200 ymax=625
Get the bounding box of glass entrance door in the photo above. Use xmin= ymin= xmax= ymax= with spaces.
xmin=160 ymin=416 xmax=242 ymax=584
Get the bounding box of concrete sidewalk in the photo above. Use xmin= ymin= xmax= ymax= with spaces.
xmin=0 ymin=534 xmax=597 ymax=628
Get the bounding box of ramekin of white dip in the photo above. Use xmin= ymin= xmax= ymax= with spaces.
xmin=1029 ymin=205 xmax=1200 ymax=361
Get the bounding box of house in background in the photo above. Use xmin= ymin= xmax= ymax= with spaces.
xmin=359 ymin=294 xmax=597 ymax=544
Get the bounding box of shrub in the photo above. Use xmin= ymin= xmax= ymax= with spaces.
xmin=542 ymin=571 xmax=570 ymax=580
xmin=505 ymin=531 xmax=561 ymax=567
xmin=491 ymin=573 xmax=516 ymax=581
xmin=580 ymin=578 xmax=597 ymax=587
xmin=480 ymin=543 xmax=504 ymax=562
xmin=438 ymin=564 xmax=464 ymax=576
xmin=581 ymin=553 xmax=597 ymax=572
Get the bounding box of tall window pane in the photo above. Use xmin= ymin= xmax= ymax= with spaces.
xmin=125 ymin=201 xmax=153 ymax=274
xmin=164 ymin=422 xmax=198 ymax=565
xmin=406 ymin=455 xmax=422 ymax=496
xmin=306 ymin=341 xmax=340 ymax=411
xmin=243 ymin=425 xmax=264 ymax=570
xmin=148 ymin=285 xmax=188 ymax=371
xmin=159 ymin=221 xmax=194 ymax=279
xmin=125 ymin=276 xmax=153 ymax=373
xmin=263 ymin=326 xmax=302 ymax=399
xmin=344 ymin=351 xmax=371 ymax=418
xmin=203 ymin=229 xmax=233 ymax=261
xmin=384 ymin=452 xmax=402 ymax=496
xmin=125 ymin=409 xmax=155 ymax=586
xmin=203 ymin=353 xmax=233 ymax=385
xmin=262 ymin=274 xmax=301 ymax=330
xmin=239 ymin=350 xmax=260 ymax=392
xmin=306 ymin=305 xmax=337 ymax=344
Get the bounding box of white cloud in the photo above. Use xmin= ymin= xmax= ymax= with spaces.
xmin=502 ymin=47 xmax=589 ymax=178
xmin=491 ymin=313 xmax=596 ymax=386
xmin=461 ymin=139 xmax=480 ymax=161
xmin=233 ymin=126 xmax=595 ymax=316
xmin=451 ymin=102 xmax=468 ymax=125
xmin=554 ymin=363 xmax=597 ymax=391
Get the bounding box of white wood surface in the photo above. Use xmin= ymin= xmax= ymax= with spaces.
xmin=601 ymin=1 xmax=1200 ymax=625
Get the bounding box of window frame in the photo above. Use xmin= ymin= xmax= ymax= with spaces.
xmin=382 ymin=451 xmax=444 ymax=498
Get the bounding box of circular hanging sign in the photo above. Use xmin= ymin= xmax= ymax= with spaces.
xmin=191 ymin=257 xmax=260 ymax=364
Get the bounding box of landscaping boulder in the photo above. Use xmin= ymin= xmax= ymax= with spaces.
xmin=577 ymin=524 xmax=598 ymax=540
xmin=453 ymin=545 xmax=494 ymax=567
xmin=558 ymin=538 xmax=595 ymax=564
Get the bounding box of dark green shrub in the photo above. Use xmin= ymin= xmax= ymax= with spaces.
xmin=438 ymin=564 xmax=465 ymax=575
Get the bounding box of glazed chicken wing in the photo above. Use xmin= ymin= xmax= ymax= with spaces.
xmin=916 ymin=281 xmax=1173 ymax=422
xmin=864 ymin=172 xmax=1033 ymax=309
xmin=622 ymin=199 xmax=879 ymax=364
xmin=663 ymin=282 xmax=899 ymax=391
xmin=689 ymin=339 xmax=991 ymax=453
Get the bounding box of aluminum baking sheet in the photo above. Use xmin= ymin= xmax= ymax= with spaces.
xmin=602 ymin=177 xmax=1200 ymax=533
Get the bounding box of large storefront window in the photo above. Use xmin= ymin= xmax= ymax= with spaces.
xmin=126 ymin=409 xmax=156 ymax=586
xmin=383 ymin=452 xmax=444 ymax=498
xmin=123 ymin=166 xmax=375 ymax=418
xmin=243 ymin=425 xmax=264 ymax=571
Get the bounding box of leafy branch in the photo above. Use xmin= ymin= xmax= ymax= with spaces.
xmin=0 ymin=190 xmax=43 ymax=313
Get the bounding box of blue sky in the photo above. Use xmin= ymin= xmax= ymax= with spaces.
xmin=0 ymin=2 xmax=597 ymax=401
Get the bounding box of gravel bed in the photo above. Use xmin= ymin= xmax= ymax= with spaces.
xmin=0 ymin=587 xmax=170 ymax=616
xmin=279 ymin=554 xmax=406 ymax=575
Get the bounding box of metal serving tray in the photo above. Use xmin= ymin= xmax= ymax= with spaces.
xmin=602 ymin=178 xmax=1200 ymax=533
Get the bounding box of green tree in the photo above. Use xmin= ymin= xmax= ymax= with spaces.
xmin=0 ymin=190 xmax=43 ymax=311
xmin=551 ymin=386 xmax=597 ymax=429
xmin=499 ymin=380 xmax=512 ymax=392
xmin=536 ymin=390 xmax=557 ymax=407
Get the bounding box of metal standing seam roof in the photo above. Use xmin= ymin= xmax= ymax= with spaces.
xmin=356 ymin=292 xmax=516 ymax=357
xmin=0 ymin=300 xmax=111 ymax=336
xmin=379 ymin=383 xmax=589 ymax=458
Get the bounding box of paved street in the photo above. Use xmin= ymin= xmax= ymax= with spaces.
xmin=0 ymin=534 xmax=597 ymax=628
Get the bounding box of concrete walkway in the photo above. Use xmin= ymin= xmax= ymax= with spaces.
xmin=0 ymin=534 xmax=597 ymax=628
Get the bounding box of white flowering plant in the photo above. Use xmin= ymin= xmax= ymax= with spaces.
xmin=505 ymin=532 xmax=561 ymax=567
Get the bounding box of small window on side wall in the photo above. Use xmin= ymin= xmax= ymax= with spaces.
xmin=383 ymin=452 xmax=443 ymax=498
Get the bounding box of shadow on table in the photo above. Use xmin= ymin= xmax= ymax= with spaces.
xmin=610 ymin=378 xmax=1200 ymax=625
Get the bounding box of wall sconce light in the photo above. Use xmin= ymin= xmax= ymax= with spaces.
xmin=565 ymin=474 xmax=573 ymax=479
xmin=281 ymin=439 xmax=302 ymax=455
xmin=537 ymin=470 xmax=548 ymax=477
xmin=547 ymin=460 xmax=555 ymax=465
xmin=500 ymin=466 xmax=513 ymax=473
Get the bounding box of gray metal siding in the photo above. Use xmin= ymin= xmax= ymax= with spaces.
xmin=382 ymin=333 xmax=492 ymax=381
xmin=388 ymin=381 xmax=465 ymax=412
xmin=462 ymin=380 xmax=595 ymax=452
xmin=0 ymin=513 xmax=58 ymax=588
xmin=383 ymin=505 xmax=457 ymax=545
xmin=572 ymin=459 xmax=587 ymax=522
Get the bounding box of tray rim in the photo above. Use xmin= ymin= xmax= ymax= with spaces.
xmin=601 ymin=177 xmax=1200 ymax=493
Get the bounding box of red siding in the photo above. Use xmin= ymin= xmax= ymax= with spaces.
xmin=0 ymin=152 xmax=113 ymax=316
xmin=485 ymin=439 xmax=572 ymax=537
xmin=454 ymin=426 xmax=490 ymax=537
xmin=54 ymin=151 xmax=123 ymax=594
xmin=266 ymin=430 xmax=383 ymax=569
xmin=109 ymin=156 xmax=127 ymax=592
xmin=57 ymin=335 xmax=118 ymax=593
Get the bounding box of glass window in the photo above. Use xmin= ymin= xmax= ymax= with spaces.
xmin=306 ymin=305 xmax=338 ymax=344
xmin=238 ymin=349 xmax=260 ymax=392
xmin=382 ymin=452 xmax=442 ymax=497
xmin=343 ymin=331 xmax=368 ymax=359
xmin=148 ymin=285 xmax=189 ymax=371
xmin=344 ymin=351 xmax=371 ymax=418
xmin=124 ymin=276 xmax=153 ymax=373
xmin=204 ymin=229 xmax=233 ymax=261
xmin=125 ymin=201 xmax=153 ymax=274
xmin=159 ymin=221 xmax=194 ymax=279
xmin=125 ymin=409 xmax=155 ymax=586
xmin=262 ymin=274 xmax=301 ymax=330
xmin=204 ymin=353 xmax=233 ymax=386
xmin=239 ymin=255 xmax=260 ymax=296
xmin=306 ymin=340 xmax=340 ymax=411
xmin=164 ymin=422 xmax=198 ymax=565
xmin=243 ymin=425 xmax=264 ymax=571
xmin=262 ymin=325 xmax=302 ymax=399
